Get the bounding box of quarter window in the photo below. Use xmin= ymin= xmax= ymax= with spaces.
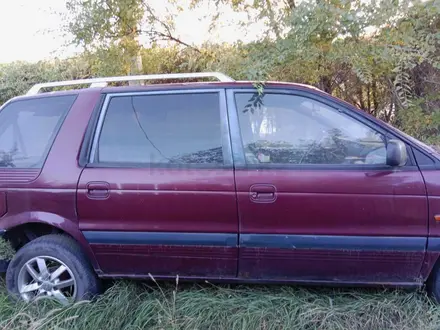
xmin=235 ymin=93 xmax=386 ymax=165
xmin=0 ymin=96 xmax=75 ymax=168
xmin=97 ymin=93 xmax=224 ymax=165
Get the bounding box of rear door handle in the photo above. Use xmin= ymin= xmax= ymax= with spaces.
xmin=249 ymin=184 xmax=277 ymax=203
xmin=86 ymin=182 xmax=110 ymax=199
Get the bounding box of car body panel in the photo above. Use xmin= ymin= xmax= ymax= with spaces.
xmin=422 ymin=170 xmax=440 ymax=237
xmin=226 ymin=88 xmax=429 ymax=283
xmin=0 ymin=81 xmax=439 ymax=286
xmin=0 ymin=90 xmax=102 ymax=268
xmin=76 ymin=89 xmax=239 ymax=277
xmin=419 ymin=169 xmax=440 ymax=279
xmin=77 ymin=168 xmax=239 ymax=276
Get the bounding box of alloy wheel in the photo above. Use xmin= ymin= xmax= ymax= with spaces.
xmin=17 ymin=256 xmax=77 ymax=305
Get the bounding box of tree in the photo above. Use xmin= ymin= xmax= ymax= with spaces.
xmin=65 ymin=0 xmax=201 ymax=77
xmin=2 ymin=0 xmax=439 ymax=146
xmin=191 ymin=0 xmax=440 ymax=144
xmin=66 ymin=0 xmax=144 ymax=76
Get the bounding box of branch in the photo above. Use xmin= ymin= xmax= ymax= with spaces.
xmin=285 ymin=0 xmax=296 ymax=9
xmin=141 ymin=1 xmax=174 ymax=37
xmin=387 ymin=77 xmax=406 ymax=110
xmin=264 ymin=0 xmax=281 ymax=39
xmin=154 ymin=31 xmax=203 ymax=54
xmin=139 ymin=1 xmax=203 ymax=54
xmin=424 ymin=79 xmax=440 ymax=86
xmin=104 ymin=0 xmax=114 ymax=13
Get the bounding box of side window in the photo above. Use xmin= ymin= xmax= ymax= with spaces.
xmin=235 ymin=93 xmax=386 ymax=165
xmin=97 ymin=93 xmax=224 ymax=165
xmin=0 ymin=96 xmax=75 ymax=168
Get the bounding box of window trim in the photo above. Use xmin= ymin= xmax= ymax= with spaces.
xmin=78 ymin=94 xmax=106 ymax=167
xmin=88 ymin=89 xmax=233 ymax=169
xmin=227 ymin=88 xmax=416 ymax=171
xmin=0 ymin=95 xmax=77 ymax=169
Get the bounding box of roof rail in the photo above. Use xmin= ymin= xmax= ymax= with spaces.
xmin=26 ymin=72 xmax=235 ymax=96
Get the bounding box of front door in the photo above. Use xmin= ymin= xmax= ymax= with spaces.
xmin=77 ymin=89 xmax=238 ymax=278
xmin=228 ymin=88 xmax=428 ymax=284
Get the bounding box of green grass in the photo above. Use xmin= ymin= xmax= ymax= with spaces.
xmin=0 ymin=279 xmax=440 ymax=330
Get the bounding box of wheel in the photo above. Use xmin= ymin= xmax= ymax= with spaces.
xmin=6 ymin=234 xmax=101 ymax=304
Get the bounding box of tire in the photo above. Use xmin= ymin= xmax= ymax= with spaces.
xmin=6 ymin=234 xmax=101 ymax=304
xmin=428 ymin=264 xmax=440 ymax=303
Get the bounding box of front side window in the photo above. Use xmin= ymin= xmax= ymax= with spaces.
xmin=97 ymin=93 xmax=223 ymax=165
xmin=0 ymin=96 xmax=75 ymax=168
xmin=235 ymin=93 xmax=386 ymax=165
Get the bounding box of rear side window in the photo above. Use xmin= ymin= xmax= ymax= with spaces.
xmin=0 ymin=96 xmax=75 ymax=168
xmin=97 ymin=93 xmax=223 ymax=165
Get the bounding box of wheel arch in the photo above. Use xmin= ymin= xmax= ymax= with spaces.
xmin=1 ymin=213 xmax=100 ymax=271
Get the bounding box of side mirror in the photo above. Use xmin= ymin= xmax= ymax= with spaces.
xmin=386 ymin=139 xmax=408 ymax=167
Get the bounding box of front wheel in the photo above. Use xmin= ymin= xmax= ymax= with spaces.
xmin=6 ymin=234 xmax=101 ymax=304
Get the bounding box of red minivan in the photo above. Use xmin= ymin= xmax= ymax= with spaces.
xmin=0 ymin=72 xmax=439 ymax=305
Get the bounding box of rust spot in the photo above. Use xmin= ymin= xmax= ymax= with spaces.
xmin=435 ymin=215 xmax=440 ymax=222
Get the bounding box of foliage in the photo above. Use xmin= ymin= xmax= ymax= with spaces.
xmin=0 ymin=0 xmax=439 ymax=145
xmin=0 ymin=280 xmax=440 ymax=329
xmin=193 ymin=0 xmax=440 ymax=144
xmin=0 ymin=58 xmax=91 ymax=105
xmin=396 ymin=95 xmax=440 ymax=145
xmin=66 ymin=0 xmax=144 ymax=48
xmin=65 ymin=0 xmax=202 ymax=75
xmin=66 ymin=0 xmax=146 ymax=75
xmin=0 ymin=238 xmax=14 ymax=261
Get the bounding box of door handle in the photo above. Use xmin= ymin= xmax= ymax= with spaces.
xmin=86 ymin=182 xmax=110 ymax=199
xmin=249 ymin=184 xmax=277 ymax=203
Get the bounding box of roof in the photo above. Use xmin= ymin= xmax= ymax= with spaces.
xmin=23 ymin=72 xmax=326 ymax=98
xmin=100 ymin=81 xmax=326 ymax=94
xmin=10 ymin=81 xmax=328 ymax=105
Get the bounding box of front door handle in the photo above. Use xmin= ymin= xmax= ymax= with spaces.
xmin=249 ymin=184 xmax=277 ymax=203
xmin=86 ymin=182 xmax=110 ymax=199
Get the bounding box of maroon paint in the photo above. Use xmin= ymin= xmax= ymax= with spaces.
xmin=77 ymin=167 xmax=239 ymax=275
xmin=91 ymin=244 xmax=237 ymax=277
xmin=0 ymin=90 xmax=102 ymax=269
xmin=420 ymin=171 xmax=440 ymax=237
xmin=0 ymin=82 xmax=439 ymax=287
xmin=235 ymin=168 xmax=428 ymax=281
xmin=77 ymin=168 xmax=238 ymax=233
xmin=236 ymin=168 xmax=427 ymax=236
xmin=0 ymin=169 xmax=40 ymax=184
xmin=0 ymin=192 xmax=6 ymax=218
xmin=240 ymin=248 xmax=424 ymax=282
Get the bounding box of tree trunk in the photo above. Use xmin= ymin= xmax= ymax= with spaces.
xmin=357 ymin=84 xmax=365 ymax=110
xmin=372 ymin=79 xmax=379 ymax=116
xmin=367 ymin=83 xmax=371 ymax=114
xmin=319 ymin=76 xmax=332 ymax=94
xmin=128 ymin=52 xmax=143 ymax=86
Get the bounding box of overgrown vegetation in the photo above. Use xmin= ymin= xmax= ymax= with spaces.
xmin=0 ymin=280 xmax=439 ymax=330
xmin=0 ymin=238 xmax=15 ymax=261
xmin=0 ymin=1 xmax=439 ymax=327
xmin=1 ymin=0 xmax=439 ymax=144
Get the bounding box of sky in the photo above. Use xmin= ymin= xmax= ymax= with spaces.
xmin=0 ymin=0 xmax=262 ymax=64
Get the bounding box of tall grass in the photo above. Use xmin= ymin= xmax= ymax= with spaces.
xmin=0 ymin=280 xmax=440 ymax=330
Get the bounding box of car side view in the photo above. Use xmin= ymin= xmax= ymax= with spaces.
xmin=0 ymin=72 xmax=439 ymax=304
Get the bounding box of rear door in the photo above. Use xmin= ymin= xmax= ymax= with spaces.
xmin=77 ymin=89 xmax=238 ymax=278
xmin=228 ymin=88 xmax=428 ymax=283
